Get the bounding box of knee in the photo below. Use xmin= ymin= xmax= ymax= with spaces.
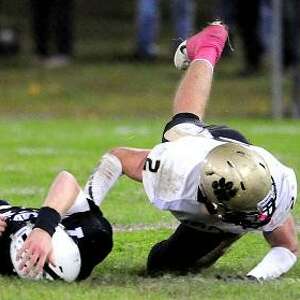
xmin=147 ymin=240 xmax=171 ymax=276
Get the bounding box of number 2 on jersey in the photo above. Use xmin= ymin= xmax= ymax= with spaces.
xmin=143 ymin=158 xmax=161 ymax=173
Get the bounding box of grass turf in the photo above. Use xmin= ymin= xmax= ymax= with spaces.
xmin=0 ymin=36 xmax=299 ymax=298
xmin=0 ymin=118 xmax=299 ymax=300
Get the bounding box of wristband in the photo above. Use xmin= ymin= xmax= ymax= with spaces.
xmin=33 ymin=206 xmax=61 ymax=237
xmin=247 ymin=246 xmax=297 ymax=281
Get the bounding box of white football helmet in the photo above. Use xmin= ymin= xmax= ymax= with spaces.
xmin=10 ymin=224 xmax=81 ymax=282
xmin=199 ymin=143 xmax=276 ymax=228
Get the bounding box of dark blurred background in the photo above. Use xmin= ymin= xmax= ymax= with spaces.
xmin=0 ymin=0 xmax=299 ymax=119
xmin=0 ymin=0 xmax=216 ymax=59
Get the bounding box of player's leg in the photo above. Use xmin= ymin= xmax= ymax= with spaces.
xmin=173 ymin=22 xmax=228 ymax=119
xmin=173 ymin=61 xmax=213 ymax=119
xmin=147 ymin=224 xmax=241 ymax=275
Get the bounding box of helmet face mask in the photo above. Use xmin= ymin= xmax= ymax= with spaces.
xmin=200 ymin=143 xmax=275 ymax=228
xmin=219 ymin=179 xmax=277 ymax=228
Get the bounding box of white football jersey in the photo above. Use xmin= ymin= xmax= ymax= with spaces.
xmin=142 ymin=127 xmax=297 ymax=234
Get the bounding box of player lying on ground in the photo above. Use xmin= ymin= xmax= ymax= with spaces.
xmin=0 ymin=171 xmax=112 ymax=281
xmin=19 ymin=21 xmax=298 ymax=281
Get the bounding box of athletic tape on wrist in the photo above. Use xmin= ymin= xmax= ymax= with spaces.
xmin=33 ymin=206 xmax=61 ymax=236
xmin=247 ymin=246 xmax=297 ymax=280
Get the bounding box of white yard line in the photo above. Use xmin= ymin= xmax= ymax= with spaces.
xmin=248 ymin=125 xmax=300 ymax=136
xmin=16 ymin=147 xmax=87 ymax=156
xmin=113 ymin=222 xmax=178 ymax=232
xmin=115 ymin=126 xmax=150 ymax=136
xmin=112 ymin=222 xmax=300 ymax=233
xmin=1 ymin=187 xmax=46 ymax=197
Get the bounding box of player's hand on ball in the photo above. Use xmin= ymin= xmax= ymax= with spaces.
xmin=0 ymin=216 xmax=7 ymax=236
xmin=16 ymin=228 xmax=55 ymax=277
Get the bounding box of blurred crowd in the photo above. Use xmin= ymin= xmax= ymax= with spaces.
xmin=0 ymin=0 xmax=298 ymax=74
xmin=215 ymin=0 xmax=298 ymax=76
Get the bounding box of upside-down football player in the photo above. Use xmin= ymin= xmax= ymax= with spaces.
xmin=19 ymin=21 xmax=298 ymax=281
xmin=0 ymin=171 xmax=113 ymax=281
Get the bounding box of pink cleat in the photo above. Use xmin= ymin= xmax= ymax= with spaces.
xmin=174 ymin=21 xmax=228 ymax=70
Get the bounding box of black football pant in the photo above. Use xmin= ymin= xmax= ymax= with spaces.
xmin=61 ymin=202 xmax=113 ymax=280
xmin=147 ymin=224 xmax=241 ymax=275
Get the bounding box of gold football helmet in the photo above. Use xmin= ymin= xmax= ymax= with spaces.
xmin=199 ymin=143 xmax=276 ymax=228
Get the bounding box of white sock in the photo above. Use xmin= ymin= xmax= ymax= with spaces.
xmin=83 ymin=153 xmax=122 ymax=206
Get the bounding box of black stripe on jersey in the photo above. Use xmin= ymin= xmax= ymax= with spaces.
xmin=43 ymin=264 xmax=61 ymax=280
xmin=0 ymin=200 xmax=9 ymax=206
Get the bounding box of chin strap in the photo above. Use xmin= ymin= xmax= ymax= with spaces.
xmin=221 ymin=210 xmax=271 ymax=229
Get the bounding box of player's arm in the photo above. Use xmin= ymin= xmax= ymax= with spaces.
xmin=18 ymin=148 xmax=148 ymax=276
xmin=82 ymin=147 xmax=149 ymax=206
xmin=41 ymin=170 xmax=82 ymax=215
xmin=247 ymin=215 xmax=298 ymax=281
xmin=17 ymin=170 xmax=82 ymax=275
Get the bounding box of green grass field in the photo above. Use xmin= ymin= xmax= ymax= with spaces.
xmin=0 ymin=47 xmax=300 ymax=299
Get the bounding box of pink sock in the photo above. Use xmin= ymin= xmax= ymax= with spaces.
xmin=186 ymin=24 xmax=228 ymax=67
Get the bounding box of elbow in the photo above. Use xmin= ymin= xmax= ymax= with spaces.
xmin=290 ymin=242 xmax=299 ymax=257
xmin=57 ymin=170 xmax=76 ymax=182
xmin=56 ymin=170 xmax=80 ymax=191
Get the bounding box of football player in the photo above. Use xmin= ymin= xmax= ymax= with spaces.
xmin=0 ymin=171 xmax=113 ymax=281
xmin=21 ymin=21 xmax=298 ymax=281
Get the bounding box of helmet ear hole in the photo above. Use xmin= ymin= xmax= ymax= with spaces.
xmin=236 ymin=150 xmax=246 ymax=155
xmin=259 ymin=163 xmax=266 ymax=169
xmin=240 ymin=182 xmax=246 ymax=190
xmin=227 ymin=161 xmax=234 ymax=168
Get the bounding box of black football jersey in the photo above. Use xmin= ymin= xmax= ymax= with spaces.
xmin=0 ymin=200 xmax=113 ymax=279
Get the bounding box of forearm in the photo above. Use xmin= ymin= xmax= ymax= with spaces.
xmin=17 ymin=171 xmax=82 ymax=274
xmin=247 ymin=246 xmax=297 ymax=281
xmin=33 ymin=171 xmax=81 ymax=236
xmin=247 ymin=216 xmax=298 ymax=281
xmin=84 ymin=148 xmax=148 ymax=206
xmin=83 ymin=153 xmax=122 ymax=206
